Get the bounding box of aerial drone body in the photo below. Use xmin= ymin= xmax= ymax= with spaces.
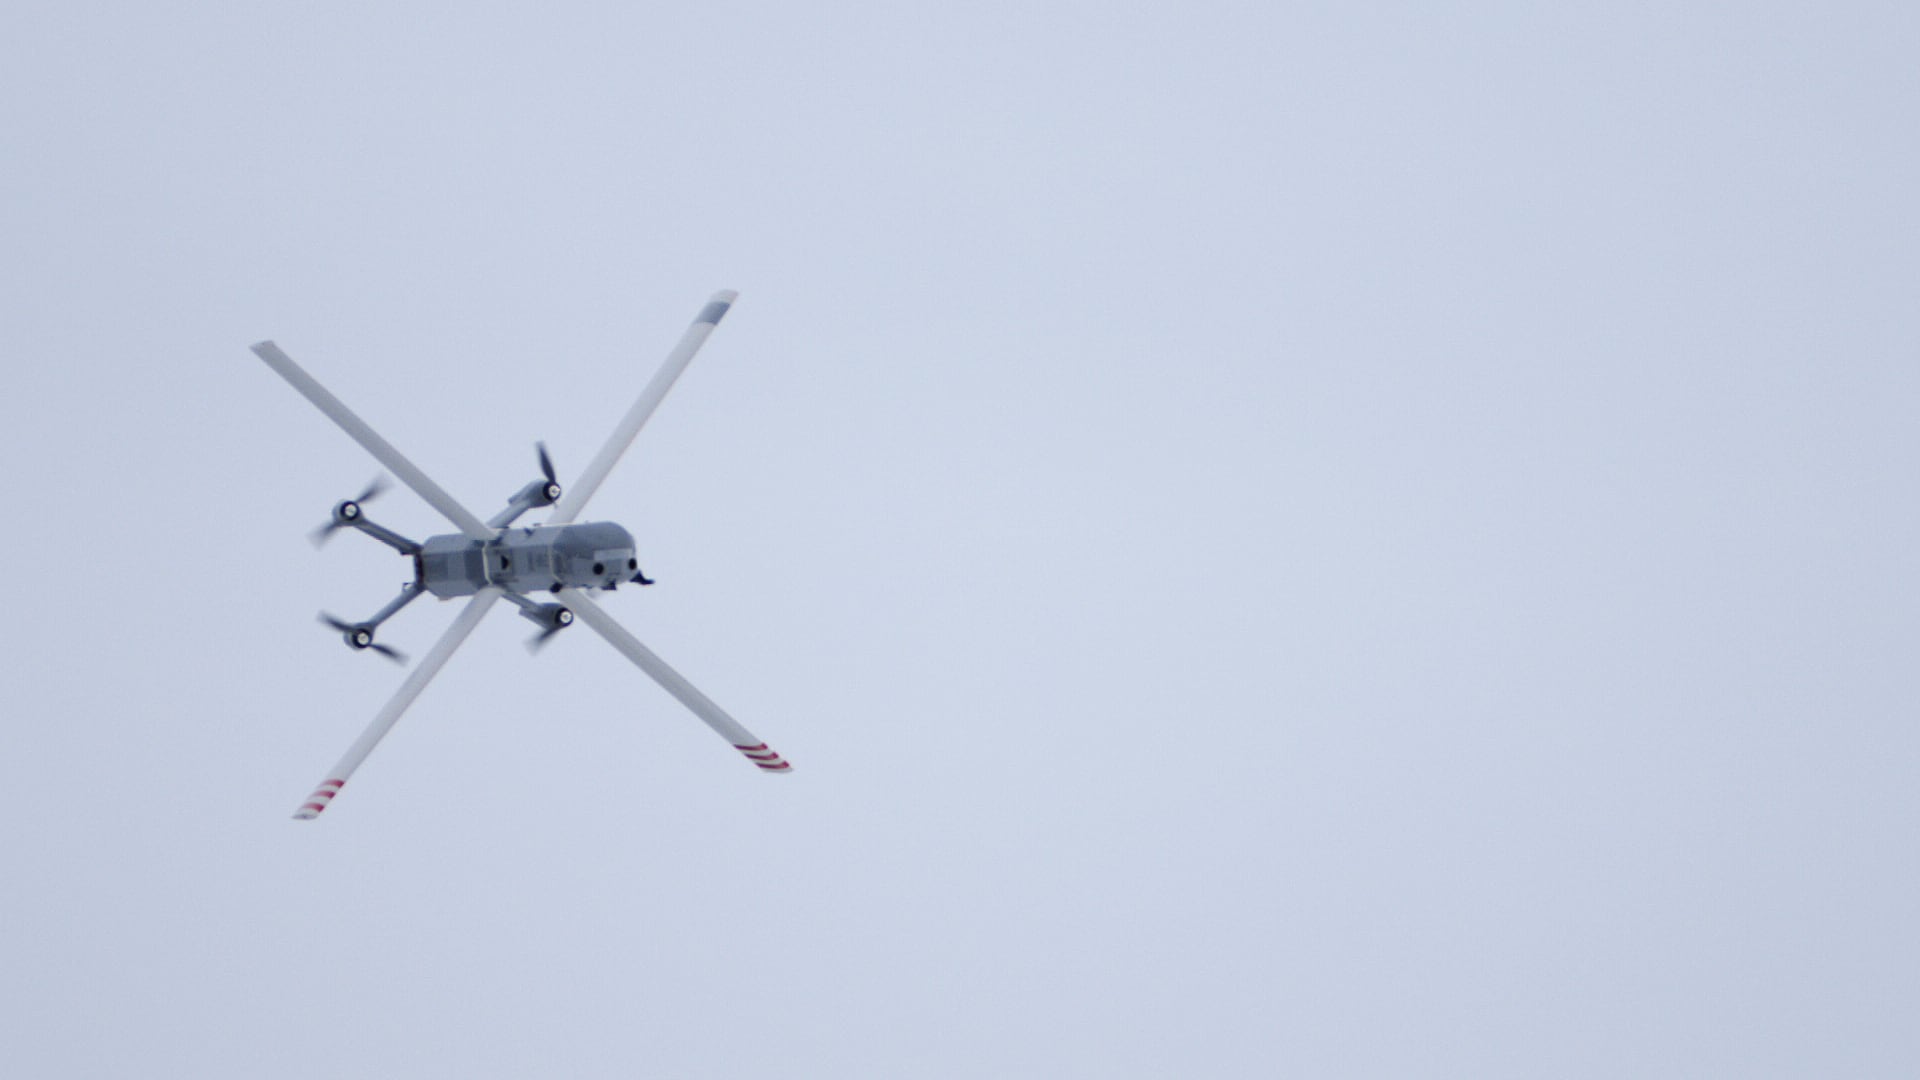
xmin=251 ymin=290 xmax=791 ymax=820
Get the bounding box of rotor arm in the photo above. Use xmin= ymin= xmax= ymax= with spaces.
xmin=546 ymin=290 xmax=738 ymax=525
xmin=557 ymin=587 xmax=791 ymax=773
xmin=251 ymin=341 xmax=494 ymax=542
xmin=336 ymin=513 xmax=422 ymax=555
xmin=292 ymin=587 xmax=504 ymax=819
xmin=488 ymin=480 xmax=557 ymax=529
xmin=487 ymin=443 xmax=565 ymax=529
xmin=501 ymin=589 xmax=575 ymax=650
xmin=357 ymin=581 xmax=426 ymax=633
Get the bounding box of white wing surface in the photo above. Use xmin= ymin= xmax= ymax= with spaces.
xmin=558 ymin=587 xmax=792 ymax=774
xmin=251 ymin=341 xmax=494 ymax=542
xmin=546 ymin=290 xmax=738 ymax=525
xmin=292 ymin=588 xmax=504 ymax=819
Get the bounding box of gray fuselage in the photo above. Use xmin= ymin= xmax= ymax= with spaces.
xmin=418 ymin=521 xmax=638 ymax=598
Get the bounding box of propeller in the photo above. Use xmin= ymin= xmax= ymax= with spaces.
xmin=310 ymin=475 xmax=391 ymax=548
xmin=535 ymin=442 xmax=562 ymax=505
xmin=524 ymin=603 xmax=575 ymax=654
xmin=319 ymin=612 xmax=408 ymax=664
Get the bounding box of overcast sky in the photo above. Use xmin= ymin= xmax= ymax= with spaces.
xmin=3 ymin=3 xmax=1918 ymax=1077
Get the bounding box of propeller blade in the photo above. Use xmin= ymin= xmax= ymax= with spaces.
xmin=292 ymin=588 xmax=502 ymax=820
xmin=318 ymin=613 xmax=407 ymax=664
xmin=536 ymin=442 xmax=557 ymax=485
xmin=558 ymin=587 xmax=793 ymax=774
xmin=526 ymin=623 xmax=564 ymax=654
xmin=546 ymin=291 xmax=738 ymax=525
xmin=355 ymin=474 xmax=391 ymax=504
xmin=311 ymin=477 xmax=387 ymax=548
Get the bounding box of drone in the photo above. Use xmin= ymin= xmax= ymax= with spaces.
xmin=250 ymin=290 xmax=791 ymax=820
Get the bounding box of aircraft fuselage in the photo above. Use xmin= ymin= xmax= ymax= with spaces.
xmin=418 ymin=521 xmax=639 ymax=598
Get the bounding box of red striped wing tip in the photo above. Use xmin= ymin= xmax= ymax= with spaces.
xmin=292 ymin=780 xmax=347 ymax=820
xmin=734 ymin=743 xmax=794 ymax=774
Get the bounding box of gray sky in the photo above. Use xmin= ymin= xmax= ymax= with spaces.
xmin=3 ymin=3 xmax=1917 ymax=1076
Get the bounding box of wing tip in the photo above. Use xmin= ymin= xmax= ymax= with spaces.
xmin=736 ymin=743 xmax=793 ymax=773
xmin=292 ymin=779 xmax=346 ymax=819
xmin=696 ymin=290 xmax=739 ymax=326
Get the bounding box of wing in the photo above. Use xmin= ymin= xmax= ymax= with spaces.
xmin=291 ymin=587 xmax=504 ymax=819
xmin=558 ymin=587 xmax=792 ymax=773
xmin=545 ymin=290 xmax=738 ymax=525
xmin=251 ymin=341 xmax=494 ymax=542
